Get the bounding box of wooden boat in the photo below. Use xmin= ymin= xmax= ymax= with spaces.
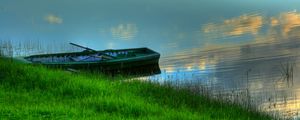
xmin=17 ymin=43 xmax=161 ymax=74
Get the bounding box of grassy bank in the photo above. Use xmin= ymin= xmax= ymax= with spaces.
xmin=0 ymin=58 xmax=272 ymax=120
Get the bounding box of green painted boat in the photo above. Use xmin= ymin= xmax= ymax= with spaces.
xmin=17 ymin=43 xmax=161 ymax=74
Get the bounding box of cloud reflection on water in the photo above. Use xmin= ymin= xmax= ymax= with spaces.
xmin=203 ymin=14 xmax=263 ymax=36
xmin=157 ymin=11 xmax=300 ymax=119
xmin=44 ymin=14 xmax=63 ymax=24
xmin=202 ymin=11 xmax=300 ymax=43
xmin=272 ymin=11 xmax=300 ymax=36
xmin=111 ymin=23 xmax=138 ymax=40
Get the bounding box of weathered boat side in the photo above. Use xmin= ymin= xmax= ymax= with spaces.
xmin=20 ymin=47 xmax=161 ymax=74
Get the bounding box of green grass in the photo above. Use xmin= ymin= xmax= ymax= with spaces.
xmin=0 ymin=58 xmax=272 ymax=120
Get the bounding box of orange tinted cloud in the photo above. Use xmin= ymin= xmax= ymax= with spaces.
xmin=270 ymin=17 xmax=279 ymax=27
xmin=202 ymin=11 xmax=300 ymax=44
xmin=278 ymin=11 xmax=300 ymax=35
xmin=203 ymin=14 xmax=263 ymax=36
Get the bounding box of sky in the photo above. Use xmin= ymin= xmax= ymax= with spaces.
xmin=1 ymin=0 xmax=300 ymax=55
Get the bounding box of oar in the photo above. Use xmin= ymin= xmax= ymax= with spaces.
xmin=69 ymin=42 xmax=116 ymax=62
xmin=70 ymin=54 xmax=115 ymax=62
xmin=69 ymin=42 xmax=97 ymax=52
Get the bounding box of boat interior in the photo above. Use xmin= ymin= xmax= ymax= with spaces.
xmin=24 ymin=48 xmax=156 ymax=63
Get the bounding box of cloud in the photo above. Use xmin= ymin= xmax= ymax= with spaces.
xmin=44 ymin=14 xmax=63 ymax=24
xmin=270 ymin=17 xmax=279 ymax=27
xmin=202 ymin=11 xmax=300 ymax=44
xmin=107 ymin=42 xmax=115 ymax=49
xmin=274 ymin=11 xmax=300 ymax=35
xmin=111 ymin=24 xmax=138 ymax=40
xmin=202 ymin=14 xmax=263 ymax=36
xmin=200 ymin=11 xmax=300 ymax=51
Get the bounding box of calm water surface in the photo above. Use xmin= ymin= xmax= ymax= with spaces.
xmin=1 ymin=0 xmax=300 ymax=119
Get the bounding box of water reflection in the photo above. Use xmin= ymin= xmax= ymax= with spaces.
xmin=111 ymin=23 xmax=138 ymax=40
xmin=44 ymin=14 xmax=63 ymax=24
xmin=203 ymin=14 xmax=263 ymax=36
xmin=155 ymin=39 xmax=300 ymax=119
xmin=152 ymin=12 xmax=300 ymax=119
xmin=202 ymin=11 xmax=300 ymax=45
xmin=275 ymin=11 xmax=300 ymax=36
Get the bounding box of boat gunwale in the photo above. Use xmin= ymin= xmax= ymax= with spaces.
xmin=25 ymin=47 xmax=156 ymax=58
xmin=23 ymin=47 xmax=160 ymax=65
xmin=39 ymin=53 xmax=160 ymax=65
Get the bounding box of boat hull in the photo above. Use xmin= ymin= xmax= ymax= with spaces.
xmin=17 ymin=47 xmax=161 ymax=75
xmin=45 ymin=55 xmax=160 ymax=75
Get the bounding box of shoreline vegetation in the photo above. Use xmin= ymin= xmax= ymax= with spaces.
xmin=0 ymin=57 xmax=272 ymax=119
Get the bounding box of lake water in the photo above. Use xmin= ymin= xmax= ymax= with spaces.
xmin=1 ymin=0 xmax=300 ymax=119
